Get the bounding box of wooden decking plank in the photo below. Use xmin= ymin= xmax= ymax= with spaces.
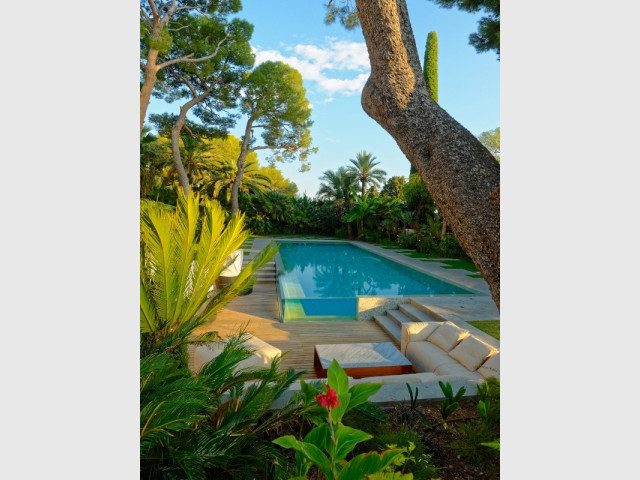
xmin=194 ymin=282 xmax=394 ymax=379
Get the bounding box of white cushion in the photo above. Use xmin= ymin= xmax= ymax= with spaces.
xmin=448 ymin=336 xmax=499 ymax=371
xmin=400 ymin=321 xmax=441 ymax=355
xmin=477 ymin=352 xmax=500 ymax=380
xmin=188 ymin=335 xmax=281 ymax=374
xmin=350 ymin=374 xmax=413 ymax=385
xmin=406 ymin=342 xmax=458 ymax=373
xmin=427 ymin=321 xmax=470 ymax=352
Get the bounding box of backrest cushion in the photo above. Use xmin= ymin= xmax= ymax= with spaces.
xmin=448 ymin=335 xmax=499 ymax=371
xmin=400 ymin=321 xmax=441 ymax=355
xmin=427 ymin=321 xmax=470 ymax=352
xmin=477 ymin=352 xmax=500 ymax=380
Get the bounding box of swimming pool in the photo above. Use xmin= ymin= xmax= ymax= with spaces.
xmin=275 ymin=242 xmax=474 ymax=322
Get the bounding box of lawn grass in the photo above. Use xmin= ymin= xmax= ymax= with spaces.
xmin=400 ymin=251 xmax=442 ymax=259
xmin=468 ymin=320 xmax=500 ymax=340
xmin=423 ymin=258 xmax=479 ymax=272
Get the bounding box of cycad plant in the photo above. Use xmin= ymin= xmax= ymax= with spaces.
xmin=140 ymin=190 xmax=303 ymax=479
xmin=141 ymin=335 xmax=303 ymax=480
xmin=140 ymin=189 xmax=278 ymax=358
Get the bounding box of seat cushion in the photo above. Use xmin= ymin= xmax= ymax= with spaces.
xmin=477 ymin=352 xmax=500 ymax=380
xmin=406 ymin=341 xmax=459 ymax=373
xmin=433 ymin=362 xmax=484 ymax=380
xmin=448 ymin=335 xmax=499 ymax=371
xmin=427 ymin=321 xmax=470 ymax=352
xmin=188 ymin=335 xmax=281 ymax=374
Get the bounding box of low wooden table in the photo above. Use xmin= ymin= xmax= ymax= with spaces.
xmin=313 ymin=342 xmax=413 ymax=379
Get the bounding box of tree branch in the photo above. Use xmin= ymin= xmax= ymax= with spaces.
xmin=146 ymin=0 xmax=159 ymax=19
xmin=157 ymin=33 xmax=230 ymax=69
xmin=174 ymin=3 xmax=218 ymax=12
xmin=140 ymin=5 xmax=152 ymax=24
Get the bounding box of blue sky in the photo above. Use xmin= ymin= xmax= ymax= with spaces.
xmin=146 ymin=0 xmax=500 ymax=197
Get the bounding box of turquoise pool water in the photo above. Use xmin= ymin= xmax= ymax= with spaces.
xmin=276 ymin=242 xmax=473 ymax=322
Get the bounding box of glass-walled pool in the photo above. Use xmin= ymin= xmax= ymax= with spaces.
xmin=276 ymin=242 xmax=473 ymax=322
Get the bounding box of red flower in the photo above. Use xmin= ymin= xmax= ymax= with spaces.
xmin=316 ymin=385 xmax=339 ymax=409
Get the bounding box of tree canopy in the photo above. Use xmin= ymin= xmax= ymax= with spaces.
xmin=230 ymin=60 xmax=317 ymax=214
xmin=477 ymin=127 xmax=500 ymax=162
xmin=428 ymin=0 xmax=500 ymax=58
xmin=140 ymin=0 xmax=248 ymax=133
xmin=324 ymin=0 xmax=499 ymax=58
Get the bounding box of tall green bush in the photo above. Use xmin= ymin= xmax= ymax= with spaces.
xmin=423 ymin=31 xmax=438 ymax=102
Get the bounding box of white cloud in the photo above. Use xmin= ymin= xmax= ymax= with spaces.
xmin=252 ymin=38 xmax=370 ymax=97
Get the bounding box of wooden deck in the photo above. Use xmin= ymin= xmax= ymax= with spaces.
xmin=193 ymin=282 xmax=395 ymax=379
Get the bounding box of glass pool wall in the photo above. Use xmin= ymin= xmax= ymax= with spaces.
xmin=275 ymin=241 xmax=474 ymax=322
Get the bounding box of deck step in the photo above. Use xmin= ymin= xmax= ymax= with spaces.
xmin=408 ymin=300 xmax=447 ymax=322
xmin=373 ymin=315 xmax=402 ymax=347
xmin=386 ymin=310 xmax=413 ymax=326
xmin=399 ymin=303 xmax=440 ymax=322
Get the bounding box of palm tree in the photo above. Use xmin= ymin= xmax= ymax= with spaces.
xmin=346 ymin=151 xmax=387 ymax=198
xmin=344 ymin=189 xmax=377 ymax=239
xmin=205 ymin=155 xmax=271 ymax=206
xmin=317 ymin=167 xmax=358 ymax=237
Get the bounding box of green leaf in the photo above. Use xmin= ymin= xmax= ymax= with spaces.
xmin=304 ymin=424 xmax=331 ymax=453
xmin=337 ymin=449 xmax=403 ymax=480
xmin=328 ymin=359 xmax=349 ymax=395
xmin=333 ymin=424 xmax=373 ymax=462
xmin=348 ymin=383 xmax=382 ymax=410
xmin=330 ymin=392 xmax=351 ymax=425
xmin=438 ymin=381 xmax=452 ymax=399
xmin=368 ymin=473 xmax=414 ymax=480
xmin=453 ymin=385 xmax=466 ymax=402
xmin=140 ymin=277 xmax=157 ymax=333
xmin=273 ymin=436 xmax=334 ymax=479
xmin=481 ymin=439 xmax=500 ymax=451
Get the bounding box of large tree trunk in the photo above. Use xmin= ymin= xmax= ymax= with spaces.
xmin=355 ymin=0 xmax=500 ymax=309
xmin=231 ymin=119 xmax=254 ymax=215
xmin=140 ymin=49 xmax=159 ymax=134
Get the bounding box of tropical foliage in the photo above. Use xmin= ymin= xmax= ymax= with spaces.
xmin=346 ymin=151 xmax=387 ymax=199
xmin=140 ymin=335 xmax=304 ymax=480
xmin=140 ymin=189 xmax=278 ymax=357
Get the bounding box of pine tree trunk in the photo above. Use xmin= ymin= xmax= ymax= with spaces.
xmin=231 ymin=119 xmax=254 ymax=215
xmin=140 ymin=50 xmax=159 ymax=134
xmin=171 ymin=110 xmax=191 ymax=197
xmin=355 ymin=0 xmax=500 ymax=309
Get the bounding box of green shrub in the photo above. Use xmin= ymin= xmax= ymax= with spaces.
xmin=450 ymin=378 xmax=500 ymax=473
xmin=452 ymin=421 xmax=500 ymax=473
xmin=397 ymin=232 xmax=418 ymax=249
xmin=438 ymin=381 xmax=465 ymax=429
xmin=438 ymin=234 xmax=466 ymax=258
xmin=364 ymin=429 xmax=441 ymax=480
xmin=334 ymin=227 xmax=348 ymax=238
xmin=416 ymin=234 xmax=438 ymax=254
